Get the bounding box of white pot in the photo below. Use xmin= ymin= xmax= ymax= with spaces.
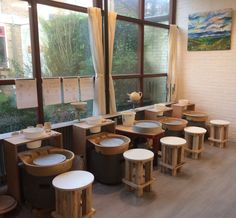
xmin=23 ymin=127 xmax=44 ymax=139
xmin=121 ymin=111 xmax=136 ymax=126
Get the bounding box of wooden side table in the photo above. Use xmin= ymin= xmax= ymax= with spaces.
xmin=3 ymin=131 xmax=62 ymax=202
xmin=184 ymin=126 xmax=207 ymax=159
xmin=123 ymin=149 xmax=154 ymax=197
xmin=115 ymin=125 xmax=165 ymax=166
xmin=52 ymin=170 xmax=95 ymax=218
xmin=208 ymin=120 xmax=230 ymax=148
xmin=160 ymin=136 xmax=186 ymax=176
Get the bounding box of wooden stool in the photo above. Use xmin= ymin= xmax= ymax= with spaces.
xmin=0 ymin=195 xmax=17 ymax=218
xmin=160 ymin=137 xmax=186 ymax=176
xmin=123 ymin=149 xmax=154 ymax=197
xmin=52 ymin=170 xmax=95 ymax=218
xmin=208 ymin=120 xmax=230 ymax=148
xmin=184 ymin=126 xmax=207 ymax=159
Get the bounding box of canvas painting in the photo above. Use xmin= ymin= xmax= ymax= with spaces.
xmin=188 ymin=8 xmax=232 ymax=51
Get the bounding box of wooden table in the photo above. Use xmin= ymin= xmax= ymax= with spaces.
xmin=115 ymin=125 xmax=165 ymax=166
xmin=3 ymin=130 xmax=62 ymax=202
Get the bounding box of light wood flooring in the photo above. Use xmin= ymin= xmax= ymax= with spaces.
xmin=5 ymin=141 xmax=236 ymax=218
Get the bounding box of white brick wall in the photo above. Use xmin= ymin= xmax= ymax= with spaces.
xmin=176 ymin=0 xmax=236 ymax=142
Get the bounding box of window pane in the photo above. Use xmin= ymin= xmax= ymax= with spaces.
xmin=38 ymin=5 xmax=94 ymax=77
xmin=144 ymin=26 xmax=168 ymax=74
xmin=143 ymin=77 xmax=167 ymax=106
xmin=108 ymin=0 xmax=140 ymax=19
xmin=145 ymin=0 xmax=170 ymax=24
xmin=114 ymin=78 xmax=140 ymax=111
xmin=51 ymin=0 xmax=93 ymax=7
xmin=0 ymin=1 xmax=33 ymax=79
xmin=44 ymin=100 xmax=93 ymax=124
xmin=113 ymin=21 xmax=139 ymax=75
xmin=0 ymin=85 xmax=37 ymax=133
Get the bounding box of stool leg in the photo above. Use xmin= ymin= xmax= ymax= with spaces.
xmin=82 ymin=185 xmax=93 ymax=218
xmin=71 ymin=190 xmax=81 ymax=218
xmin=224 ymin=125 xmax=229 ymax=147
xmin=184 ymin=132 xmax=192 ymax=157
xmin=219 ymin=126 xmax=224 ymax=148
xmin=144 ymin=161 xmax=152 ymax=192
xmin=209 ymin=125 xmax=214 ymax=146
xmin=135 ymin=162 xmax=143 ymax=197
xmin=172 ymin=147 xmax=177 ymax=176
xmin=124 ymin=160 xmax=132 ymax=191
xmin=161 ymin=144 xmax=166 ymax=173
xmin=192 ymin=135 xmax=199 ymax=159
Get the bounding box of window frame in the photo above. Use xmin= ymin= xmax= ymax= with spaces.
xmin=0 ymin=0 xmax=176 ymax=127
xmin=110 ymin=0 xmax=176 ymax=111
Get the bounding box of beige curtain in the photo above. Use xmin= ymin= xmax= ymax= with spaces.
xmin=108 ymin=11 xmax=117 ymax=114
xmin=167 ymin=24 xmax=178 ymax=102
xmin=88 ymin=7 xmax=106 ymax=115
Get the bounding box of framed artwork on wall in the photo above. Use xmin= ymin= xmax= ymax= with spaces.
xmin=188 ymin=8 xmax=232 ymax=51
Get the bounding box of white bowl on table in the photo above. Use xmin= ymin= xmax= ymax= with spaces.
xmin=23 ymin=127 xmax=44 ymax=149
xmin=86 ymin=116 xmax=103 ymax=133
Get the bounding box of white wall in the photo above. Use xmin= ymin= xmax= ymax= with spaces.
xmin=176 ymin=0 xmax=236 ymax=142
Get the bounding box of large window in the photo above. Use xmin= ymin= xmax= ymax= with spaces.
xmin=113 ymin=21 xmax=139 ymax=75
xmin=111 ymin=0 xmax=171 ymax=111
xmin=145 ymin=0 xmax=170 ymax=24
xmin=37 ymin=4 xmax=94 ymax=122
xmin=0 ymin=0 xmax=176 ymax=134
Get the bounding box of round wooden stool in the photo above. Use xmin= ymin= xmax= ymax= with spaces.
xmin=184 ymin=126 xmax=207 ymax=159
xmin=208 ymin=120 xmax=230 ymax=148
xmin=52 ymin=170 xmax=95 ymax=218
xmin=0 ymin=195 xmax=17 ymax=218
xmin=123 ymin=149 xmax=154 ymax=197
xmin=160 ymin=137 xmax=186 ymax=176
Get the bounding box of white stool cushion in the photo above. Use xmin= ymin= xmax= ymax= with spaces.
xmin=123 ymin=148 xmax=154 ymax=161
xmin=184 ymin=126 xmax=207 ymax=134
xmin=210 ymin=120 xmax=230 ymax=125
xmin=160 ymin=136 xmax=186 ymax=146
xmin=52 ymin=170 xmax=94 ymax=191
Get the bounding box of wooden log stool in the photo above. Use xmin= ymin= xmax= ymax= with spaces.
xmin=184 ymin=126 xmax=207 ymax=159
xmin=208 ymin=120 xmax=230 ymax=148
xmin=0 ymin=195 xmax=17 ymax=218
xmin=160 ymin=137 xmax=186 ymax=176
xmin=52 ymin=170 xmax=95 ymax=218
xmin=122 ymin=149 xmax=154 ymax=197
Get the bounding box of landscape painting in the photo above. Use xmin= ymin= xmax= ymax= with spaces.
xmin=188 ymin=8 xmax=232 ymax=51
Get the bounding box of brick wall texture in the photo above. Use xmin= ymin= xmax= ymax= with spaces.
xmin=176 ymin=0 xmax=236 ymax=142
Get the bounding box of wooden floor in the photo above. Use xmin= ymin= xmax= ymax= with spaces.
xmin=5 ymin=141 xmax=236 ymax=218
